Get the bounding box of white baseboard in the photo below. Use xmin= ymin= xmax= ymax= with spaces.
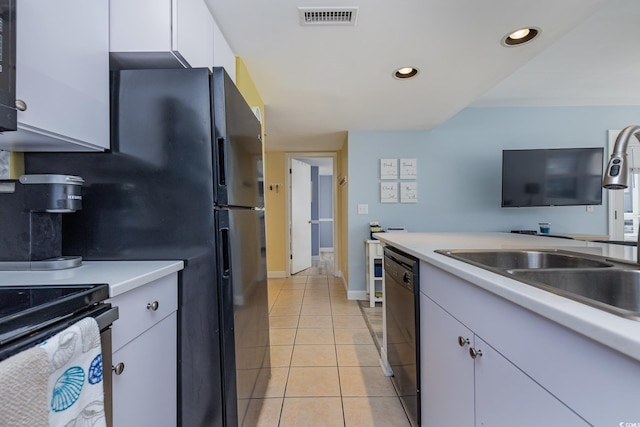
xmin=379 ymin=348 xmax=393 ymax=377
xmin=347 ymin=290 xmax=368 ymax=301
xmin=267 ymin=271 xmax=287 ymax=278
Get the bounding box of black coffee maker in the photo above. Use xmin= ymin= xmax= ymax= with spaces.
xmin=0 ymin=174 xmax=84 ymax=270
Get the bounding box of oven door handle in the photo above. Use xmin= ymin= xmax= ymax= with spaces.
xmin=95 ymin=306 xmax=119 ymax=331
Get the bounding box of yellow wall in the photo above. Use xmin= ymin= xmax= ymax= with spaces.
xmin=264 ymin=152 xmax=288 ymax=273
xmin=337 ymin=139 xmax=349 ymax=283
xmin=9 ymin=152 xmax=24 ymax=178
xmin=235 ymin=57 xmax=265 ymax=144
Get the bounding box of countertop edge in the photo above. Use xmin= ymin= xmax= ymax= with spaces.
xmin=0 ymin=260 xmax=185 ymax=298
xmin=107 ymin=261 xmax=184 ymax=297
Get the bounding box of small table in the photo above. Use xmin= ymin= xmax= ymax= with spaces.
xmin=365 ymin=240 xmax=384 ymax=307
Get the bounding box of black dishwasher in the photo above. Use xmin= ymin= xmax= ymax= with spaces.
xmin=384 ymin=246 xmax=420 ymax=427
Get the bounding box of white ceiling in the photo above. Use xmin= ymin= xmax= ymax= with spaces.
xmin=206 ymin=0 xmax=639 ymax=152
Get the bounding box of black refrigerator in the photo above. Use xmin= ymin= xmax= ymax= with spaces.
xmin=25 ymin=67 xmax=271 ymax=427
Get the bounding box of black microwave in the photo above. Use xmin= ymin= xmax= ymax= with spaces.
xmin=0 ymin=0 xmax=16 ymax=132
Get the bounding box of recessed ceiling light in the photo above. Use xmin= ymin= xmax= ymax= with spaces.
xmin=502 ymin=27 xmax=540 ymax=46
xmin=393 ymin=67 xmax=419 ymax=79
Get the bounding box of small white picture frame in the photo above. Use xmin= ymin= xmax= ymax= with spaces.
xmin=381 ymin=182 xmax=398 ymax=203
xmin=400 ymin=182 xmax=418 ymax=203
xmin=400 ymin=158 xmax=417 ymax=180
xmin=380 ymin=159 xmax=398 ymax=180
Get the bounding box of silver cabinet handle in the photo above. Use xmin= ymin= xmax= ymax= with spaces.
xmin=147 ymin=301 xmax=159 ymax=311
xmin=112 ymin=362 xmax=125 ymax=375
xmin=457 ymin=336 xmax=470 ymax=347
xmin=469 ymin=347 xmax=483 ymax=359
xmin=15 ymin=99 xmax=27 ymax=111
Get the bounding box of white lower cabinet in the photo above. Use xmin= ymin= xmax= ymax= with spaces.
xmin=473 ymin=337 xmax=587 ymax=426
xmin=112 ymin=313 xmax=177 ymax=426
xmin=421 ymin=294 xmax=588 ymax=427
xmin=420 ymin=261 xmax=640 ymax=426
xmin=107 ymin=273 xmax=178 ymax=426
xmin=421 ymin=294 xmax=474 ymax=426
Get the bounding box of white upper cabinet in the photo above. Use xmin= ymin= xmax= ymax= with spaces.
xmin=110 ymin=0 xmax=215 ymax=70
xmin=0 ymin=0 xmax=110 ymax=152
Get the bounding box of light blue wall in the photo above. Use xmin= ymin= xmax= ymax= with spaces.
xmin=319 ymin=175 xmax=333 ymax=248
xmin=347 ymin=105 xmax=640 ymax=293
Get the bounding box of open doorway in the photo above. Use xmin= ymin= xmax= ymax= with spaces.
xmin=286 ymin=153 xmax=338 ymax=276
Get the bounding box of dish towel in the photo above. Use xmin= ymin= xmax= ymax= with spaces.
xmin=41 ymin=317 xmax=107 ymax=427
xmin=0 ymin=345 xmax=50 ymax=427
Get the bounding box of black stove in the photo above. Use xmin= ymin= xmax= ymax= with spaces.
xmin=0 ymin=283 xmax=112 ymax=361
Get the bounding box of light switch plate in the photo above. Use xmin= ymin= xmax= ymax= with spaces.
xmin=358 ymin=204 xmax=369 ymax=214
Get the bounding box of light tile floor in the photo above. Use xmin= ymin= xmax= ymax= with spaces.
xmin=242 ymin=257 xmax=412 ymax=427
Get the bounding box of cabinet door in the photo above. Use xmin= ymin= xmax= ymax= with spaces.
xmin=13 ymin=0 xmax=109 ymax=151
xmin=109 ymin=0 xmax=214 ymax=69
xmin=474 ymin=336 xmax=589 ymax=427
xmin=421 ymin=294 xmax=474 ymax=426
xmin=112 ymin=313 xmax=177 ymax=426
xmin=174 ymin=0 xmax=215 ymax=68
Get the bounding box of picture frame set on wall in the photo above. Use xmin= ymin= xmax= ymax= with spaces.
xmin=380 ymin=158 xmax=417 ymax=203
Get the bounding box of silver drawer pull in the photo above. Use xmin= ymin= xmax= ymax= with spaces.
xmin=457 ymin=336 xmax=470 ymax=347
xmin=147 ymin=301 xmax=159 ymax=311
xmin=469 ymin=347 xmax=483 ymax=360
xmin=15 ymin=99 xmax=27 ymax=111
xmin=112 ymin=362 xmax=125 ymax=375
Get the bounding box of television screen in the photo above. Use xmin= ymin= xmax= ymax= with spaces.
xmin=501 ymin=147 xmax=604 ymax=207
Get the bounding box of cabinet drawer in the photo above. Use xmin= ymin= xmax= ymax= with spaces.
xmin=108 ymin=273 xmax=177 ymax=352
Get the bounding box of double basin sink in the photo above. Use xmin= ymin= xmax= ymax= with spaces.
xmin=435 ymin=249 xmax=640 ymax=319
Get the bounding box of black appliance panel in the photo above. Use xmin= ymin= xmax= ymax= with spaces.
xmin=384 ymin=246 xmax=420 ymax=427
xmin=216 ymin=207 xmax=270 ymax=426
xmin=0 ymin=0 xmax=16 ymax=132
xmin=211 ymin=67 xmax=264 ymax=209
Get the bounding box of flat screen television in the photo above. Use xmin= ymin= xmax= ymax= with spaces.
xmin=501 ymin=147 xmax=604 ymax=207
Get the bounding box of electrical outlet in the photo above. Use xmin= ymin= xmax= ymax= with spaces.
xmin=358 ymin=204 xmax=369 ymax=215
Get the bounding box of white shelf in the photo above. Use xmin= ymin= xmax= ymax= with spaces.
xmin=365 ymin=240 xmax=384 ymax=307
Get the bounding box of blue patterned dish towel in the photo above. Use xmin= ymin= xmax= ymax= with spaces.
xmin=41 ymin=317 xmax=107 ymax=427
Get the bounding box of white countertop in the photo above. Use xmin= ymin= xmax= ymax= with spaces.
xmin=0 ymin=260 xmax=184 ymax=297
xmin=374 ymin=232 xmax=640 ymax=362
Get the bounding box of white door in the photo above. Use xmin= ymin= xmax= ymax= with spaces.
xmin=291 ymin=159 xmax=312 ymax=274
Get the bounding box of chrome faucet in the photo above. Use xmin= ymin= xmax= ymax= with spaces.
xmin=602 ymin=125 xmax=640 ymax=259
xmin=602 ymin=125 xmax=640 ymax=189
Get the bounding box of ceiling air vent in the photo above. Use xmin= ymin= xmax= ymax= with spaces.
xmin=298 ymin=7 xmax=358 ymax=26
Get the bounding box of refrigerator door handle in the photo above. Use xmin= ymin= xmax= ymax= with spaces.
xmin=220 ymin=227 xmax=230 ymax=278
xmin=217 ymin=137 xmax=226 ymax=186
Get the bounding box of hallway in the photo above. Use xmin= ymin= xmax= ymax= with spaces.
xmin=242 ymin=259 xmax=412 ymax=426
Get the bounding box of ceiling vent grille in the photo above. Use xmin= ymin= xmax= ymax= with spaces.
xmin=298 ymin=7 xmax=358 ymax=26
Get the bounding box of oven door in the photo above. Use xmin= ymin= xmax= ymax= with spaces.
xmin=0 ymin=300 xmax=118 ymax=426
xmin=0 ymin=0 xmax=16 ymax=132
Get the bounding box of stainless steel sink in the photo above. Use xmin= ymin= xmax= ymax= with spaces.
xmin=507 ymin=269 xmax=640 ymax=318
xmin=435 ymin=248 xmax=640 ymax=319
xmin=436 ymin=249 xmax=614 ymax=270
